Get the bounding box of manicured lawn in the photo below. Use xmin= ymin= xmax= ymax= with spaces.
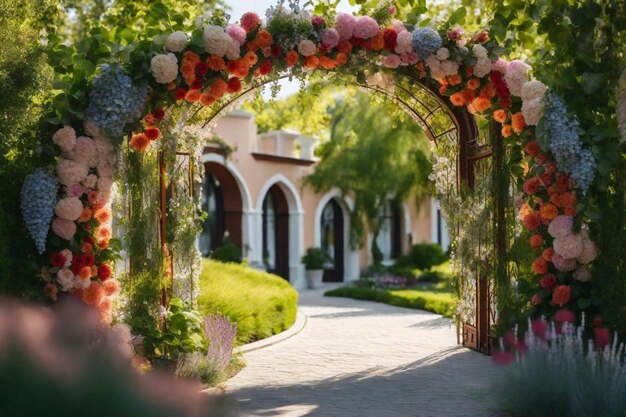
xmin=325 ymin=282 xmax=455 ymax=318
xmin=197 ymin=260 xmax=298 ymax=345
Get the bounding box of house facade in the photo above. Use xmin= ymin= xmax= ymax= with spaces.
xmin=200 ymin=110 xmax=449 ymax=289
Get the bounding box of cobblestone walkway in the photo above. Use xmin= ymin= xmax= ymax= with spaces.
xmin=224 ymin=285 xmax=500 ymax=417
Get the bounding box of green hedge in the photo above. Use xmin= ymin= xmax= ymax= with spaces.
xmin=325 ymin=286 xmax=454 ymax=318
xmin=197 ymin=260 xmax=298 ymax=345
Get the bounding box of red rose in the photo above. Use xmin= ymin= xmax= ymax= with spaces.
xmin=50 ymin=252 xmax=66 ymax=268
xmin=191 ymin=78 xmax=203 ymax=90
xmin=99 ymin=240 xmax=109 ymax=250
xmin=551 ymin=285 xmax=571 ymax=307
xmin=539 ymin=274 xmax=557 ymax=289
xmin=523 ymin=177 xmax=542 ymax=195
xmin=259 ymin=59 xmax=273 ymax=75
xmin=595 ymin=327 xmax=610 ymax=349
xmin=145 ymin=127 xmax=160 ymax=141
xmin=98 ymin=263 xmax=113 ymax=281
xmin=383 ymin=27 xmax=398 ymax=51
xmin=194 ymin=61 xmax=209 ymax=77
xmin=555 ymin=309 xmax=575 ymax=323
xmin=227 ymin=77 xmax=242 ymax=93
xmin=270 ymin=45 xmax=283 ymax=58
xmin=174 ymin=88 xmax=187 ymax=100
xmin=524 ymin=140 xmax=540 ymax=157
xmin=152 ymin=108 xmax=165 ymax=121
xmin=82 ymin=253 xmax=95 ymax=266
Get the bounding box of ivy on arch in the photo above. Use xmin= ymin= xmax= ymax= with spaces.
xmin=23 ymin=0 xmax=601 ymax=348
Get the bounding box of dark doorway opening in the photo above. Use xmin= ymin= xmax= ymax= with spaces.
xmin=321 ymin=199 xmax=344 ymax=282
xmin=262 ymin=184 xmax=290 ymax=281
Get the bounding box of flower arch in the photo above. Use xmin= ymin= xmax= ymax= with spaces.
xmin=23 ymin=2 xmax=599 ymax=343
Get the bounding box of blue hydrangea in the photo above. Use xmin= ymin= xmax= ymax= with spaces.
xmin=86 ymin=64 xmax=148 ymax=138
xmin=539 ymin=93 xmax=596 ymax=194
xmin=411 ymin=27 xmax=442 ymax=60
xmin=20 ymin=169 xmax=59 ymax=254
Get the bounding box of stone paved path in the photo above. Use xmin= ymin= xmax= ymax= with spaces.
xmin=223 ymin=285 xmax=500 ymax=417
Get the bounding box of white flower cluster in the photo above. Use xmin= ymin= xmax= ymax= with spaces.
xmin=151 ymin=53 xmax=179 ymax=84
xmin=165 ymin=31 xmax=187 ymax=52
xmin=504 ymin=60 xmax=531 ymax=97
xmin=521 ymin=80 xmax=547 ymax=126
xmin=425 ymin=48 xmax=459 ymax=80
xmin=472 ymin=44 xmax=491 ymax=78
xmin=203 ymin=25 xmax=240 ymax=59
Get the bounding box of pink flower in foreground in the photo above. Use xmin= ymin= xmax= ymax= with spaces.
xmin=555 ymin=309 xmax=575 ymax=323
xmin=492 ymin=349 xmax=515 ymax=366
xmin=548 ymin=215 xmax=573 ymax=238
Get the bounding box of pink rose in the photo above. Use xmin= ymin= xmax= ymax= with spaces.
xmin=382 ymin=54 xmax=401 ymax=69
xmin=52 ymin=217 xmax=77 ymax=241
xmin=226 ymin=24 xmax=246 ymax=45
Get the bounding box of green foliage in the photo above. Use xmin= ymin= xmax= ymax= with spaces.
xmin=325 ymin=284 xmax=455 ymax=317
xmin=396 ymin=243 xmax=448 ymax=271
xmin=151 ymin=297 xmax=207 ymax=360
xmin=175 ymin=351 xmax=245 ymax=387
xmin=305 ymin=92 xmax=432 ymax=259
xmin=197 ymin=260 xmax=298 ymax=345
xmin=0 ymin=0 xmax=56 ymax=298
xmin=301 ymin=247 xmax=329 ymax=270
xmin=210 ymin=238 xmax=242 ymax=264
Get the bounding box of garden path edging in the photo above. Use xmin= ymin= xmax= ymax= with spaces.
xmin=234 ymin=310 xmax=308 ymax=354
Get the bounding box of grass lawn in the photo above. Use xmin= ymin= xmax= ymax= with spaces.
xmin=325 ymin=281 xmax=455 ymax=318
xmin=197 ymin=260 xmax=298 ymax=345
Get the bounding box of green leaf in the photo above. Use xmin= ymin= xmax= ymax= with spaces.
xmin=447 ymin=7 xmax=466 ymax=26
xmin=581 ymin=73 xmax=603 ymax=95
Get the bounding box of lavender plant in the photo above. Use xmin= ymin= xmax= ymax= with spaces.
xmin=20 ymin=168 xmax=59 ymax=254
xmin=493 ymin=319 xmax=626 ymax=417
xmin=204 ymin=314 xmax=237 ymax=374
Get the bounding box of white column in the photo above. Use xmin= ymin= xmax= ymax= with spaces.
xmin=289 ymin=210 xmax=305 ymax=290
xmin=247 ymin=209 xmax=265 ymax=270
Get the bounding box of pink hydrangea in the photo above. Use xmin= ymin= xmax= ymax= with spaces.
xmin=551 ymin=253 xmax=578 ymax=272
xmin=322 ymin=28 xmax=340 ymax=49
xmin=52 ymin=217 xmax=77 ymax=241
xmin=298 ymin=39 xmax=317 ymax=57
xmin=52 ymin=126 xmax=76 ymax=153
xmin=400 ymin=52 xmax=418 ymax=64
xmin=68 ymin=136 xmax=96 ymax=167
xmin=97 ymin=162 xmax=115 ymax=178
xmin=54 ymin=197 xmax=83 ymax=221
xmin=335 ymin=13 xmax=356 ymax=41
xmin=395 ymin=30 xmax=413 ymax=54
xmin=492 ymin=58 xmax=510 ymax=74
xmin=226 ymin=24 xmax=246 ymax=45
xmin=553 ymin=233 xmax=583 ymax=259
xmin=504 ymin=60 xmax=531 ymax=97
xmin=67 ymin=184 xmax=86 ymax=197
xmin=84 ymin=121 xmax=100 ymax=137
xmin=240 ymin=12 xmax=260 ymax=32
xmin=353 ymin=16 xmax=379 ymax=39
xmin=382 ymin=54 xmax=401 ymax=69
xmin=548 ymin=215 xmax=573 ymax=238
xmin=57 ymin=158 xmax=88 ymax=186
xmin=578 ymin=238 xmax=598 ymax=264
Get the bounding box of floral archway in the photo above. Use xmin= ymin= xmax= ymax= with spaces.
xmin=22 ymin=1 xmax=599 ymax=350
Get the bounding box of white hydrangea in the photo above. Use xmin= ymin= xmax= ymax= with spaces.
xmin=504 ymin=60 xmax=531 ymax=97
xmin=225 ymin=37 xmax=241 ymax=60
xmin=165 ymin=31 xmax=188 ymax=52
xmin=441 ymin=60 xmax=459 ymax=77
xmin=392 ymin=19 xmax=406 ymax=33
xmin=395 ymin=30 xmax=413 ymax=55
xmin=472 ymin=44 xmax=488 ymax=59
xmin=436 ymin=47 xmax=450 ymax=61
xmin=150 ymin=53 xmax=178 ymax=84
xmin=203 ymin=25 xmax=231 ymax=56
xmin=425 ymin=54 xmax=444 ymax=79
xmin=521 ymin=98 xmax=544 ymax=126
xmin=473 ymin=57 xmax=492 ymax=78
xmin=56 ymin=268 xmax=76 ymax=291
xmin=521 ymin=80 xmax=548 ymax=102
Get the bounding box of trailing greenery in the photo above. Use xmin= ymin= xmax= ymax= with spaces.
xmin=197 ymin=260 xmax=298 ymax=345
xmin=325 ymin=283 xmax=455 ymax=318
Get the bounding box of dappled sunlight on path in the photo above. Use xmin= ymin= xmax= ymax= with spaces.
xmin=222 ymin=285 xmax=500 ymax=417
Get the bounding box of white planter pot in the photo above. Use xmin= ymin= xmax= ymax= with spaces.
xmin=305 ymin=269 xmax=324 ymax=289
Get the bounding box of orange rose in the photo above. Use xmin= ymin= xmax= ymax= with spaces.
xmin=471 ymin=97 xmax=491 ymax=113
xmin=540 ymin=203 xmax=558 ymax=221
xmin=304 ymin=55 xmax=319 ymax=69
xmin=530 ymin=234 xmax=544 ymax=249
xmin=285 ymin=50 xmax=299 ymax=67
xmin=337 ymin=40 xmax=353 ymax=54
xmin=369 ymin=31 xmax=385 ymax=50
xmin=532 ymin=257 xmax=548 ymax=275
xmin=243 ymin=51 xmax=258 ymax=66
xmin=542 ymin=247 xmax=554 ymax=262
xmin=501 ymin=125 xmax=512 ymax=138
xmin=448 ymin=74 xmax=462 ymax=86
xmin=511 ymin=112 xmax=526 ymax=134
xmin=449 ymin=92 xmax=466 ymax=106
xmin=335 ymin=52 xmax=348 ymax=66
xmin=183 ymin=51 xmax=200 ymax=64
xmin=254 ymin=30 xmax=273 ymax=48
xmin=185 ymin=89 xmax=201 ymax=103
xmin=208 ymin=78 xmax=228 ymax=99
xmin=319 ymin=56 xmax=337 ymax=70
xmin=206 ymin=55 xmax=225 ymax=72
xmin=467 ymin=78 xmax=480 ymax=90
xmin=200 ymin=91 xmax=217 ymax=106
xmin=130 ymin=133 xmax=150 ymax=151
xmin=493 ymin=109 xmax=507 ymax=123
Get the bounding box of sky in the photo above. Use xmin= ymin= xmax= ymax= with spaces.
xmin=223 ymin=0 xmax=359 ymax=98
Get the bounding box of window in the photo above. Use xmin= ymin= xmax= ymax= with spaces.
xmin=321 ymin=201 xmax=336 ymax=269
xmin=199 ymin=173 xmax=224 ymax=257
xmin=377 ymin=200 xmax=402 ymax=262
xmin=262 ymin=192 xmax=277 ymax=270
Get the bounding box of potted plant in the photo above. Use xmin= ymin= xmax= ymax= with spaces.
xmin=301 ymin=247 xmax=328 ymax=289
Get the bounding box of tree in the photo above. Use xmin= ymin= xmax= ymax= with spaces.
xmin=306 ymin=91 xmax=432 ymax=265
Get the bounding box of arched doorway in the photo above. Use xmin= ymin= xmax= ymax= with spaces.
xmin=377 ymin=200 xmax=403 ymax=264
xmin=320 ymin=199 xmax=344 ymax=282
xmin=262 ymin=184 xmax=290 ymax=281
xmin=202 ymin=161 xmax=245 ymax=253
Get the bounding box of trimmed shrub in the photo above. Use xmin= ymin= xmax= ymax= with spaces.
xmin=197 ymin=260 xmax=298 ymax=344
xmin=210 ymin=239 xmax=242 ymax=263
xmin=405 ymin=243 xmax=447 ymax=270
